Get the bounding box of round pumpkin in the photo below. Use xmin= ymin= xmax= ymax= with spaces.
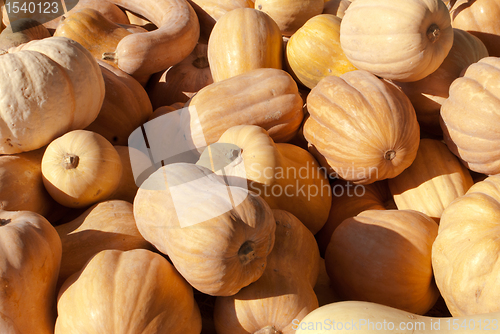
xmin=0 ymin=210 xmax=62 ymax=334
xmin=254 ymin=0 xmax=324 ymax=36
xmin=440 ymin=56 xmax=500 ymax=175
xmin=394 ymin=28 xmax=489 ymax=135
xmin=304 ymin=70 xmax=420 ymax=184
xmin=207 ymin=7 xmax=283 ymax=82
xmin=286 ymin=14 xmax=357 ymax=89
xmin=55 ymin=249 xmax=202 ymax=333
xmin=325 ymin=209 xmax=440 ymax=315
xmin=450 ymin=0 xmax=500 ymax=56
xmin=340 ymin=0 xmax=454 ymax=82
xmin=388 ymin=138 xmax=474 ymax=222
xmin=0 ymin=36 xmax=105 ymax=154
xmin=41 ymin=130 xmax=123 ymax=208
xmin=432 ymin=174 xmax=500 ymax=316
xmin=133 ymin=162 xmax=276 ymax=296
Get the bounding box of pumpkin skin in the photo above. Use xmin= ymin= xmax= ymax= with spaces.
xmin=146 ymin=42 xmax=213 ymax=109
xmin=134 ymin=162 xmax=276 ymax=296
xmin=213 ymin=210 xmax=320 ymax=334
xmin=303 ymin=70 xmax=420 ymax=184
xmin=0 ymin=37 xmax=105 ymax=154
xmin=41 ymin=130 xmax=123 ymax=208
xmin=388 ymin=138 xmax=474 ymax=222
xmin=432 ymin=174 xmax=500 ymax=316
xmin=315 ymin=179 xmax=395 ymax=256
xmin=55 ymin=200 xmax=152 ymax=289
xmin=450 ymin=0 xmax=500 ymax=57
xmin=325 ymin=209 xmax=440 ymax=315
xmin=55 ymin=249 xmax=202 ymax=334
xmin=0 ymin=210 xmax=62 ymax=334
xmin=394 ymin=28 xmax=489 ymax=135
xmin=185 ymin=67 xmax=304 ymax=144
xmin=295 ymin=301 xmax=500 ymax=334
xmin=440 ymin=57 xmax=500 ymax=175
xmin=0 ymin=148 xmax=59 ymax=219
xmin=254 ymin=0 xmax=324 ymax=37
xmin=207 ymin=8 xmax=283 ymax=82
xmin=197 ymin=125 xmax=332 ymax=234
xmin=85 ymin=60 xmax=153 ymax=146
xmin=104 ymin=0 xmax=200 ymax=80
xmin=286 ymin=14 xmax=357 ymax=89
xmin=54 ymin=8 xmax=134 ymax=69
xmin=340 ymin=0 xmax=454 ymax=82
xmin=0 ymin=18 xmax=50 ymax=51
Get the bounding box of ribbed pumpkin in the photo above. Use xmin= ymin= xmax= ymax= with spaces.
xmin=304 ymin=70 xmax=420 ymax=184
xmin=0 ymin=210 xmax=62 ymax=334
xmin=185 ymin=67 xmax=304 ymax=144
xmin=440 ymin=56 xmax=500 ymax=175
xmin=134 ymin=162 xmax=276 ymax=296
xmin=213 ymin=210 xmax=320 ymax=334
xmin=254 ymin=0 xmax=324 ymax=36
xmin=340 ymin=0 xmax=454 ymax=82
xmin=325 ymin=209 xmax=440 ymax=315
xmin=41 ymin=130 xmax=123 ymax=208
xmin=55 ymin=249 xmax=202 ymax=333
xmin=432 ymin=174 xmax=500 ymax=316
xmin=207 ymin=7 xmax=283 ymax=82
xmin=197 ymin=125 xmax=332 ymax=234
xmin=286 ymin=14 xmax=357 ymax=89
xmin=388 ymin=138 xmax=474 ymax=222
xmin=450 ymin=0 xmax=500 ymax=56
xmin=0 ymin=37 xmax=105 ymax=154
xmin=394 ymin=28 xmax=489 ymax=134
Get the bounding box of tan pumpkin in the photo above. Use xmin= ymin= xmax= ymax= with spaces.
xmin=55 ymin=200 xmax=153 ymax=288
xmin=432 ymin=174 xmax=500 ymax=316
xmin=185 ymin=67 xmax=304 ymax=144
xmin=103 ymin=0 xmax=200 ymax=80
xmin=197 ymin=125 xmax=332 ymax=234
xmin=41 ymin=130 xmax=123 ymax=208
xmin=304 ymin=70 xmax=420 ymax=184
xmin=394 ymin=28 xmax=489 ymax=135
xmin=254 ymin=0 xmax=324 ymax=36
xmin=450 ymin=0 xmax=500 ymax=56
xmin=0 ymin=147 xmax=59 ymax=219
xmin=213 ymin=209 xmax=320 ymax=333
xmin=286 ymin=14 xmax=357 ymax=89
xmin=322 ymin=0 xmax=351 ymax=17
xmin=85 ymin=60 xmax=153 ymax=146
xmin=315 ymin=179 xmax=395 ymax=256
xmin=55 ymin=249 xmax=202 ymax=333
xmin=146 ymin=42 xmax=213 ymax=109
xmin=388 ymin=138 xmax=474 ymax=222
xmin=54 ymin=8 xmax=134 ymax=68
xmin=0 ymin=18 xmax=50 ymax=51
xmin=440 ymin=56 xmax=500 ymax=175
xmin=340 ymin=0 xmax=454 ymax=82
xmin=134 ymin=162 xmax=276 ymax=296
xmin=0 ymin=210 xmax=62 ymax=334
xmin=207 ymin=7 xmax=283 ymax=82
xmin=0 ymin=36 xmax=105 ymax=154
xmin=325 ymin=209 xmax=440 ymax=315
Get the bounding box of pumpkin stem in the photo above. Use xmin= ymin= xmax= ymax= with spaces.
xmin=63 ymin=154 xmax=80 ymax=169
xmin=426 ymin=24 xmax=441 ymax=43
xmin=0 ymin=219 xmax=11 ymax=226
xmin=384 ymin=150 xmax=396 ymax=161
xmin=102 ymin=52 xmax=118 ymax=63
xmin=254 ymin=326 xmax=282 ymax=334
xmin=238 ymin=241 xmax=256 ymax=265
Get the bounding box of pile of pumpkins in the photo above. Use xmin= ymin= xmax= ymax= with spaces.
xmin=1 ymin=0 xmax=500 ymax=332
